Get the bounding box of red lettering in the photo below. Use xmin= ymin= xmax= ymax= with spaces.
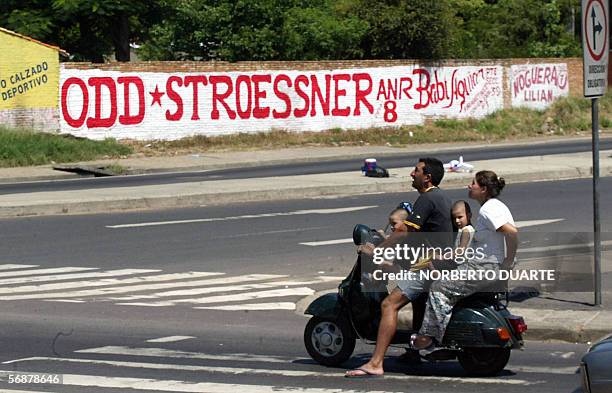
xmin=86 ymin=77 xmax=117 ymax=128
xmin=536 ymin=68 xmax=543 ymax=84
xmin=413 ymin=68 xmax=430 ymax=110
xmin=331 ymin=73 xmax=350 ymax=116
xmin=294 ymin=75 xmax=310 ymax=118
xmin=273 ymin=74 xmax=292 ymax=119
xmin=184 ymin=76 xmax=207 ymax=120
xmin=376 ymin=80 xmax=388 ymax=101
xmin=117 ymin=76 xmax=145 ymax=125
xmin=210 ymin=76 xmax=236 ymax=120
xmin=252 ymin=74 xmax=271 ymax=119
xmin=399 ymin=77 xmax=412 ymax=99
xmin=352 ymin=73 xmax=373 ymax=116
xmin=543 ymin=67 xmax=551 ymax=84
xmin=310 ymin=75 xmax=331 ymax=116
xmin=165 ymin=76 xmax=183 ymax=121
xmin=235 ymin=75 xmax=252 ymax=119
xmin=61 ymin=77 xmax=89 ymax=128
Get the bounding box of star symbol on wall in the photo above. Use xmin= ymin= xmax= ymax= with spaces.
xmin=149 ymin=85 xmax=165 ymax=106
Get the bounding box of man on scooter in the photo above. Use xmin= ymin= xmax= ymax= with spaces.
xmin=346 ymin=157 xmax=453 ymax=378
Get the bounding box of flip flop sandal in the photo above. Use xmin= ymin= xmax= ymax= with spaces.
xmin=344 ymin=368 xmax=383 ymax=379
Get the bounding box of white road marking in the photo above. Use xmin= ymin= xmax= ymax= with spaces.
xmin=110 ymin=279 xmax=325 ymax=301
xmin=0 ymin=264 xmax=38 ymax=271
xmin=222 ymin=226 xmax=329 ymax=239
xmin=119 ymin=287 xmax=316 ymax=307
xmin=518 ymin=239 xmax=612 ymax=254
xmin=146 ymin=336 xmax=195 ymax=343
xmin=107 ymin=206 xmax=378 ymax=229
xmin=0 ymin=267 xmax=97 ymax=278
xmin=75 ymin=346 xmax=296 ymax=363
xmin=509 ymin=365 xmax=578 ymax=375
xmin=0 ymin=360 xmax=539 ymax=385
xmin=44 ymin=299 xmax=85 ymax=303
xmin=300 ymin=238 xmax=353 ymax=246
xmin=0 ymin=272 xmax=224 ymax=300
xmin=515 ymin=219 xmax=565 ymax=228
xmin=0 ymin=390 xmax=56 ymax=393
xmin=107 ymin=274 xmax=289 ymax=301
xmin=197 ymin=302 xmax=297 ymax=311
xmin=0 ymin=272 xmax=276 ymax=294
xmin=0 ymin=370 xmax=400 ymax=393
xmin=0 ymin=268 xmax=160 ymax=286
xmin=301 ymin=219 xmax=566 ymax=247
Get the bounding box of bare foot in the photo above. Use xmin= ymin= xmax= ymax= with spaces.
xmin=345 ymin=363 xmax=383 ymax=378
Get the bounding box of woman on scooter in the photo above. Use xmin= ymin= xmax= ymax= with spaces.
xmin=410 ymin=170 xmax=519 ymax=351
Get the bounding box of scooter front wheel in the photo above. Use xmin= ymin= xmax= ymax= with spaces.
xmin=458 ymin=347 xmax=511 ymax=377
xmin=304 ymin=316 xmax=355 ymax=366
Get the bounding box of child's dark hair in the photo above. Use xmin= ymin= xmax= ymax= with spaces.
xmin=452 ymin=200 xmax=472 ymax=230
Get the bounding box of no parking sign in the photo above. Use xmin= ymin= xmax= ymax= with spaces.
xmin=583 ymin=0 xmax=609 ymax=97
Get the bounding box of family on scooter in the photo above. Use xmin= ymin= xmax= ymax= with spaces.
xmin=304 ymin=157 xmax=527 ymax=377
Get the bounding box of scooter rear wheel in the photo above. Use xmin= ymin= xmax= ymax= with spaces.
xmin=304 ymin=316 xmax=355 ymax=366
xmin=458 ymin=347 xmax=511 ymax=377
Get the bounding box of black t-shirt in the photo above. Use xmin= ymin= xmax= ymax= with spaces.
xmin=404 ymin=187 xmax=453 ymax=247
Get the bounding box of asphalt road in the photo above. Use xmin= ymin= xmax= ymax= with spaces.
xmin=1 ymin=137 xmax=612 ymax=195
xmin=0 ymin=177 xmax=609 ymax=275
xmin=0 ymin=306 xmax=590 ymax=393
xmin=0 ymin=177 xmax=608 ymax=392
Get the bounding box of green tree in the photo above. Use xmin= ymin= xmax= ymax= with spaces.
xmin=0 ymin=0 xmax=166 ymax=62
xmin=349 ymin=0 xmax=461 ymax=59
xmin=281 ymin=2 xmax=368 ymax=60
xmin=139 ymin=0 xmax=298 ymax=62
xmin=454 ymin=0 xmax=581 ymax=58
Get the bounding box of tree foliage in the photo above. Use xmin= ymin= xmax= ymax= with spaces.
xmin=0 ymin=0 xmax=583 ymax=62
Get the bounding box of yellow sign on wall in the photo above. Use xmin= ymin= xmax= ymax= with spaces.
xmin=0 ymin=28 xmax=61 ymax=110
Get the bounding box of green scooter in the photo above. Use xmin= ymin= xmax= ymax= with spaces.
xmin=304 ymin=224 xmax=527 ymax=377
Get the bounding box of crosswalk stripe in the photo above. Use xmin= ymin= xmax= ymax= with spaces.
xmin=0 ymin=272 xmax=275 ymax=296
xmin=0 ymin=264 xmax=39 ymax=271
xmin=0 ymin=267 xmax=98 ymax=278
xmin=110 ymin=279 xmax=327 ymax=302
xmin=0 ymin=268 xmax=161 ymax=286
xmin=119 ymin=287 xmax=316 ymax=307
xmin=75 ymin=346 xmax=297 ymax=363
xmin=0 ymin=272 xmax=225 ymax=300
xmin=0 ymin=359 xmax=538 ymax=385
xmin=108 ymin=274 xmax=288 ymax=301
xmin=198 ymin=302 xmax=297 ymax=311
xmin=0 ymin=390 xmax=56 ymax=393
xmin=0 ymin=370 xmax=398 ymax=393
xmin=146 ymin=336 xmax=195 ymax=343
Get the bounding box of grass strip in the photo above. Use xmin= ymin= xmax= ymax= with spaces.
xmin=0 ymin=127 xmax=132 ymax=167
